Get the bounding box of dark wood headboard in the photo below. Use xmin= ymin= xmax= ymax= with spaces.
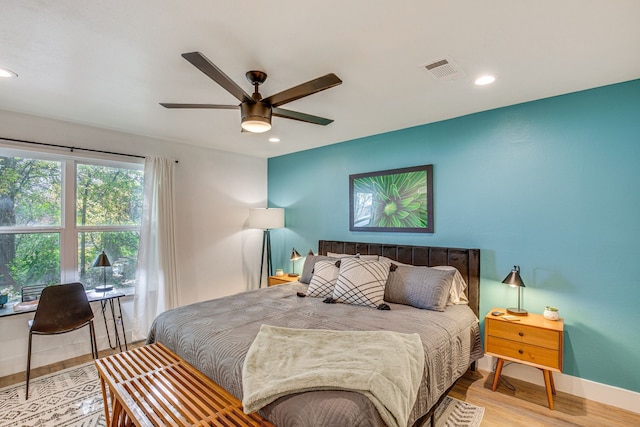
xmin=318 ymin=240 xmax=480 ymax=317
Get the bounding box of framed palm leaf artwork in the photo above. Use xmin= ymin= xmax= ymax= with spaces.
xmin=349 ymin=165 xmax=433 ymax=233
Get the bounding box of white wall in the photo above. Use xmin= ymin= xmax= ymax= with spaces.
xmin=0 ymin=109 xmax=268 ymax=377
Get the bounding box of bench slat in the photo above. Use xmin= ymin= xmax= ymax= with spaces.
xmin=96 ymin=342 xmax=274 ymax=427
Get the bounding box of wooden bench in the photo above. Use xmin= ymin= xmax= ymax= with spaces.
xmin=95 ymin=342 xmax=274 ymax=427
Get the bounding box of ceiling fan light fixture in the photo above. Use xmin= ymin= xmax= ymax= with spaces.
xmin=241 ymin=102 xmax=272 ymax=133
xmin=242 ymin=119 xmax=271 ymax=133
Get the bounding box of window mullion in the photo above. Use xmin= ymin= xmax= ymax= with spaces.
xmin=60 ymin=160 xmax=77 ymax=283
xmin=0 ymin=226 xmax=63 ymax=234
xmin=76 ymin=225 xmax=141 ymax=233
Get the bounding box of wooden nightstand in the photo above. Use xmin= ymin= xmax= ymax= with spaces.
xmin=484 ymin=308 xmax=564 ymax=410
xmin=267 ymin=274 xmax=300 ymax=286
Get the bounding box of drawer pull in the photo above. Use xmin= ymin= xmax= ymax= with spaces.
xmin=518 ymin=349 xmax=524 ymax=354
xmin=518 ymin=332 xmax=524 ymax=337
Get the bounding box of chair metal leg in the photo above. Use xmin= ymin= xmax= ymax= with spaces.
xmin=26 ymin=331 xmax=33 ymax=400
xmin=89 ymin=321 xmax=98 ymax=359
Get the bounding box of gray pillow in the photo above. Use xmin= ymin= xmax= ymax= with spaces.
xmin=299 ymin=255 xmax=336 ymax=284
xmin=384 ymin=265 xmax=455 ymax=311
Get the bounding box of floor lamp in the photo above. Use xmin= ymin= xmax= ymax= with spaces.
xmin=250 ymin=208 xmax=285 ymax=288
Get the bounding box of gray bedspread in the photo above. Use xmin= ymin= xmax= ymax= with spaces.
xmin=147 ymin=283 xmax=483 ymax=427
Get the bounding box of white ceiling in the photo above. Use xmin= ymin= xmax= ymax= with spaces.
xmin=2 ymin=1 xmax=639 ymax=158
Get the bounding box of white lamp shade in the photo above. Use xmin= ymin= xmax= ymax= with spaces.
xmin=249 ymin=208 xmax=284 ymax=229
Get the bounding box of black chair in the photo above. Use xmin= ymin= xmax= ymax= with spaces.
xmin=26 ymin=282 xmax=98 ymax=399
xmin=21 ymin=284 xmax=48 ymax=302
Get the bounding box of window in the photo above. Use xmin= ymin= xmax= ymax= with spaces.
xmin=0 ymin=148 xmax=143 ymax=304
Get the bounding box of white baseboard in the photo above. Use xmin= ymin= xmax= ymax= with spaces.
xmin=478 ymin=356 xmax=640 ymax=414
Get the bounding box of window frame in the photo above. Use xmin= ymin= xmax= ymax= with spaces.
xmin=0 ymin=143 xmax=143 ymax=293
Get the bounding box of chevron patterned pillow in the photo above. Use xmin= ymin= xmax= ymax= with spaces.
xmin=332 ymin=258 xmax=391 ymax=308
xmin=307 ymin=260 xmax=340 ymax=297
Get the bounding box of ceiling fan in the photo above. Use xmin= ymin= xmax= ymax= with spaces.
xmin=160 ymin=52 xmax=342 ymax=133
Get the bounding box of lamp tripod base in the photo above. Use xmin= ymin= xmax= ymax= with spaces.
xmin=506 ymin=307 xmax=528 ymax=316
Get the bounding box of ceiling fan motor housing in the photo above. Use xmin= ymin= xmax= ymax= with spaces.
xmin=241 ymin=102 xmax=272 ymax=132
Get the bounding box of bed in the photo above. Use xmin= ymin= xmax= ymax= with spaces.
xmin=147 ymin=240 xmax=482 ymax=427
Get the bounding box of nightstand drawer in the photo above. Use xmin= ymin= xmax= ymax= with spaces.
xmin=486 ymin=336 xmax=562 ymax=370
xmin=487 ymin=319 xmax=560 ymax=350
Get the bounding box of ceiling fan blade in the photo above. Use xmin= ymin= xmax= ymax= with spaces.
xmin=273 ymin=108 xmax=334 ymax=125
xmin=181 ymin=52 xmax=252 ymax=103
xmin=160 ymin=103 xmax=240 ymax=109
xmin=263 ymin=73 xmax=342 ymax=108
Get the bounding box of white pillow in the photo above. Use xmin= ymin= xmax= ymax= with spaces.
xmin=332 ymin=258 xmax=391 ymax=308
xmin=379 ymin=256 xmax=410 ymax=265
xmin=432 ymin=266 xmax=468 ymax=305
xmin=307 ymin=261 xmax=340 ymax=297
xmin=328 ymin=252 xmax=379 ymax=260
xmin=327 ymin=251 xmax=357 ymax=258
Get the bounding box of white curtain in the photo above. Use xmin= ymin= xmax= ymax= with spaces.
xmin=132 ymin=157 xmax=179 ymax=341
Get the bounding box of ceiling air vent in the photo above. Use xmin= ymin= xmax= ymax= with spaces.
xmin=420 ymin=58 xmax=466 ymax=81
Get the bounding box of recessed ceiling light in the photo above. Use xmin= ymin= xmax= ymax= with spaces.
xmin=474 ymin=75 xmax=495 ymax=86
xmin=0 ymin=67 xmax=18 ymax=79
xmin=268 ymin=137 xmax=280 ymax=143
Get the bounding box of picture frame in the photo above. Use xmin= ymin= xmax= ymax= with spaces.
xmin=349 ymin=164 xmax=433 ymax=233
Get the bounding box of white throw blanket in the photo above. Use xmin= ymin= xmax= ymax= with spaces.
xmin=242 ymin=325 xmax=425 ymax=427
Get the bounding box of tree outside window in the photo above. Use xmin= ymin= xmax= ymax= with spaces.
xmin=76 ymin=163 xmax=143 ymax=289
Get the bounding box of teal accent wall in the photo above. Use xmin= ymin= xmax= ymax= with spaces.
xmin=267 ymin=79 xmax=640 ymax=393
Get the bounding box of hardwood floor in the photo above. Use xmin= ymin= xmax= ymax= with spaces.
xmin=0 ymin=340 xmax=146 ymax=389
xmin=2 ymin=346 xmax=638 ymax=426
xmin=452 ymin=369 xmax=640 ymax=427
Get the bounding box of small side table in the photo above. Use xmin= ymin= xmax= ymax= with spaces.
xmin=87 ymin=291 xmax=128 ymax=352
xmin=484 ymin=308 xmax=564 ymax=410
xmin=268 ymin=274 xmax=300 ymax=286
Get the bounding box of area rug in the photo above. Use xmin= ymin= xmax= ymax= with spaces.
xmin=427 ymin=396 xmax=485 ymax=427
xmin=0 ymin=362 xmax=105 ymax=427
xmin=0 ymin=362 xmax=484 ymax=427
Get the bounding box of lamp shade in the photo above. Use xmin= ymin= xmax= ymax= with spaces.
xmin=288 ymin=248 xmax=302 ymax=277
xmin=502 ymin=265 xmax=527 ymax=316
xmin=249 ymin=208 xmax=284 ymax=229
xmin=93 ymin=251 xmax=111 ymax=268
xmin=290 ymin=248 xmax=302 ymax=261
xmin=502 ymin=265 xmax=525 ymax=287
